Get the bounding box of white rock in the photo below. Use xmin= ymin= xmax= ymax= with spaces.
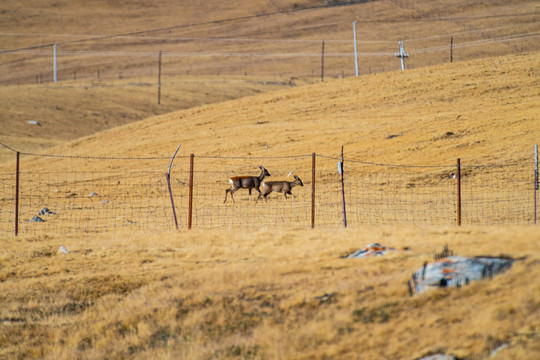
xmin=58 ymin=246 xmax=69 ymax=254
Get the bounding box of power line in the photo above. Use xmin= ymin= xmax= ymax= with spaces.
xmin=1 ymin=22 xmax=537 ymax=46
xmin=9 ymin=31 xmax=538 ymax=60
xmin=1 ymin=3 xmax=537 ymax=54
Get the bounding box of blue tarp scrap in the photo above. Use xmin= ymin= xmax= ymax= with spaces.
xmin=346 ymin=243 xmax=396 ymax=258
xmin=411 ymin=256 xmax=514 ymax=295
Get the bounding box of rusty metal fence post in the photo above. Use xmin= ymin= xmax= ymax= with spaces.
xmin=15 ymin=151 xmax=20 ymax=236
xmin=457 ymin=158 xmax=461 ymax=226
xmin=188 ymin=154 xmax=194 ymax=229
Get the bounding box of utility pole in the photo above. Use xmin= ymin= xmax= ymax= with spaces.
xmin=395 ymin=41 xmax=409 ymax=71
xmin=353 ymin=21 xmax=358 ymax=76
xmin=53 ymin=44 xmax=58 ymax=83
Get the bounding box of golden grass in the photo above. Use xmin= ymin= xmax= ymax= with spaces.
xmin=1 ymin=0 xmax=539 ymax=164
xmin=1 ymin=52 xmax=536 ymax=232
xmin=1 ymin=226 xmax=539 ymax=359
xmin=0 ymin=1 xmax=539 ymax=358
xmin=2 ymin=51 xmax=538 ymax=173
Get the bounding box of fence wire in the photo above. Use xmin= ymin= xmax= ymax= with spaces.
xmin=2 ymin=25 xmax=539 ymax=85
xmin=0 ymin=154 xmax=536 ymax=234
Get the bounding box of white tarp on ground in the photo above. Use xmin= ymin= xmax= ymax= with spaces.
xmin=410 ymin=256 xmax=514 ymax=295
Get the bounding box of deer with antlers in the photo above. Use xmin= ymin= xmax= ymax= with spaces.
xmin=224 ymin=165 xmax=271 ymax=203
xmin=258 ymin=175 xmax=304 ymax=202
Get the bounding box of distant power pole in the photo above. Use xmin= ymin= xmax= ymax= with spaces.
xmin=395 ymin=41 xmax=409 ymax=71
xmin=321 ymin=40 xmax=325 ymax=82
xmin=450 ymin=36 xmax=454 ymax=63
xmin=353 ymin=21 xmax=359 ymax=76
xmin=53 ymin=44 xmax=58 ymax=83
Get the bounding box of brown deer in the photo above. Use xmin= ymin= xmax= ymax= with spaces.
xmin=224 ymin=166 xmax=271 ymax=203
xmin=258 ymin=175 xmax=304 ymax=202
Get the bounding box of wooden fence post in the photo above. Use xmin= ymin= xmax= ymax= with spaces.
xmin=457 ymin=158 xmax=461 ymax=226
xmin=157 ymin=50 xmax=162 ymax=105
xmin=188 ymin=154 xmax=194 ymax=229
xmin=321 ymin=40 xmax=325 ymax=82
xmin=15 ymin=151 xmax=20 ymax=236
xmin=450 ymin=36 xmax=453 ymax=63
xmin=312 ymin=152 xmax=316 ymax=228
xmin=535 ymin=144 xmax=538 ymax=224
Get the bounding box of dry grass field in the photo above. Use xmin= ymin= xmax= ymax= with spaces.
xmin=1 ymin=227 xmax=539 ymax=359
xmin=1 ymin=0 xmax=539 ymax=163
xmin=1 ymin=1 xmax=539 ymax=359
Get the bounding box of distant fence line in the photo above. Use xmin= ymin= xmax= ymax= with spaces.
xmin=0 ymin=148 xmax=537 ymax=234
xmin=2 ymin=28 xmax=539 ymax=86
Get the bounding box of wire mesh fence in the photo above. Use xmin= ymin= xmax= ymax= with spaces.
xmin=460 ymin=163 xmax=535 ymax=225
xmin=0 ymin=152 xmax=536 ymax=234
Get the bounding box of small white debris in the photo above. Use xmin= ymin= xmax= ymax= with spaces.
xmin=58 ymin=246 xmax=69 ymax=254
xmin=29 ymin=216 xmax=45 ymax=222
xmin=101 ymin=199 xmax=109 ymax=204
xmin=417 ymin=355 xmax=456 ymax=360
xmin=39 ymin=207 xmax=55 ymax=215
xmin=27 ymin=121 xmax=41 ymax=126
xmin=88 ymin=192 xmax=98 ymax=198
xmin=491 ymin=343 xmax=508 ymax=357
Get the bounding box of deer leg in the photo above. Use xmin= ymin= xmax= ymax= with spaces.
xmin=253 ymin=187 xmax=263 ymax=202
xmin=261 ymin=191 xmax=271 ymax=202
xmin=229 ymin=188 xmax=238 ymax=203
xmin=224 ymin=189 xmax=230 ymax=203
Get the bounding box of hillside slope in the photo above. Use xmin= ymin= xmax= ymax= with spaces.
xmin=5 ymin=51 xmax=538 ymax=173
xmin=1 ymin=0 xmax=538 ymax=163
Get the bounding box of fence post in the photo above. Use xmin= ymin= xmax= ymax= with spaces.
xmin=321 ymin=40 xmax=325 ymax=82
xmin=312 ymin=152 xmax=316 ymax=228
xmin=15 ymin=151 xmax=20 ymax=236
xmin=457 ymin=158 xmax=461 ymax=226
xmin=188 ymin=154 xmax=194 ymax=229
xmin=339 ymin=146 xmax=347 ymax=227
xmin=53 ymin=44 xmax=58 ymax=83
xmin=352 ymin=21 xmax=358 ymax=76
xmin=157 ymin=50 xmax=162 ymax=105
xmin=450 ymin=36 xmax=454 ymax=63
xmin=535 ymin=144 xmax=538 ymax=224
xmin=167 ymin=144 xmax=181 ymax=230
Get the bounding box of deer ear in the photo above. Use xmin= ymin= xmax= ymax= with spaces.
xmin=294 ymin=175 xmax=298 ymax=180
xmin=259 ymin=165 xmax=264 ymax=170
